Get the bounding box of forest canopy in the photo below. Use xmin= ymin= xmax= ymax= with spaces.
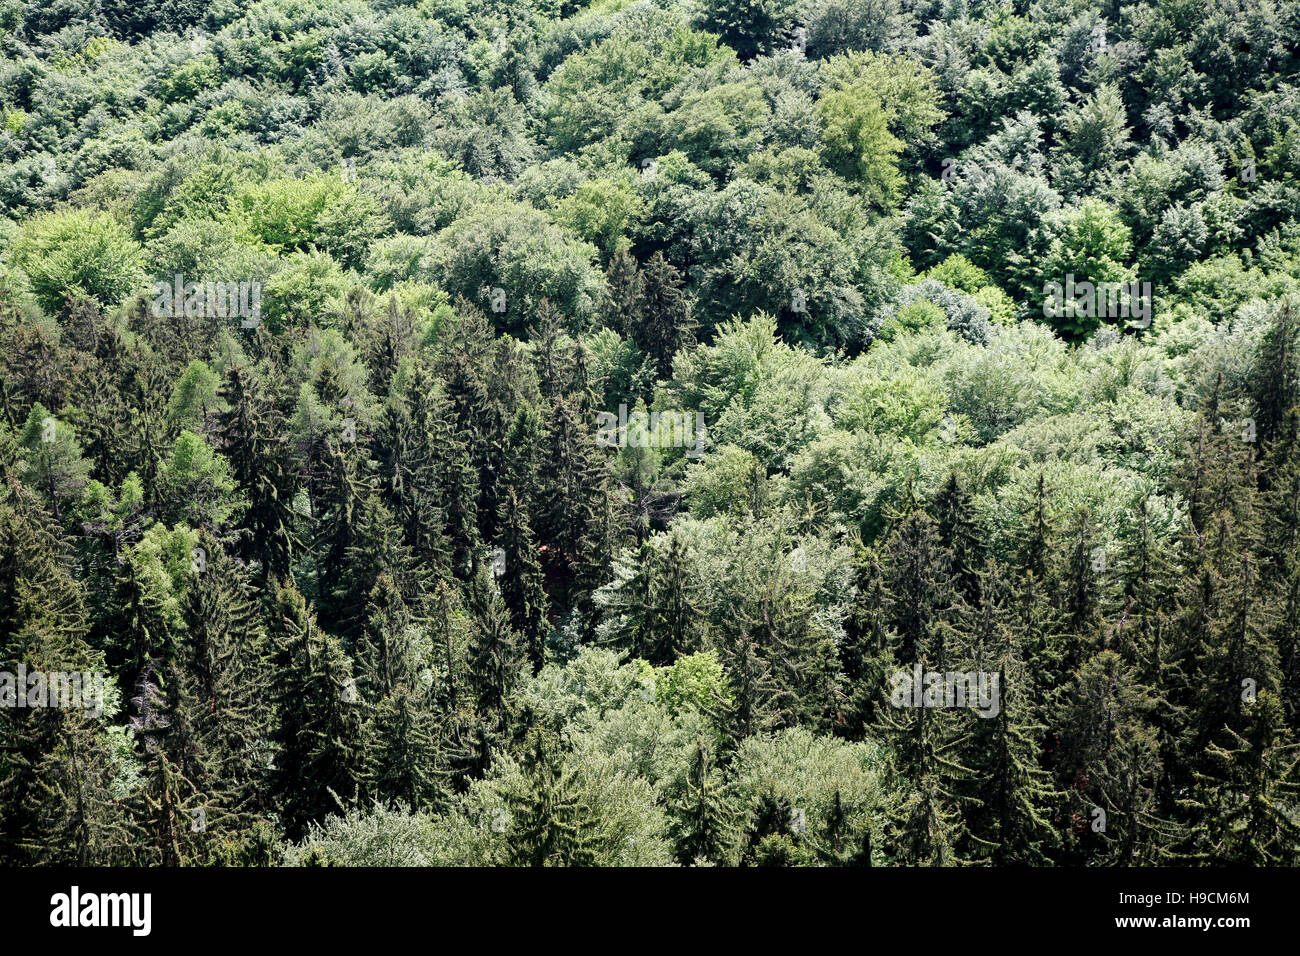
xmin=0 ymin=0 xmax=1298 ymax=866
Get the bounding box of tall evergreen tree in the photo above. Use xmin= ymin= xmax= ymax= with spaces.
xmin=505 ymin=730 xmax=600 ymax=867
xmin=497 ymin=486 xmax=549 ymax=673
xmin=668 ymin=737 xmax=740 ymax=865
xmin=267 ymin=583 xmax=368 ymax=841
xmin=635 ymin=252 xmax=694 ymax=382
xmin=217 ymin=366 xmax=298 ymax=584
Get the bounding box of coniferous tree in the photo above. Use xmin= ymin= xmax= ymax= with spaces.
xmin=178 ymin=534 xmax=272 ymax=814
xmin=1178 ymin=690 xmax=1300 ymax=864
xmin=877 ymin=661 xmax=974 ymax=866
xmin=497 ymin=486 xmax=549 ymax=673
xmin=16 ymin=404 xmax=90 ymax=524
xmin=506 ymin=730 xmax=600 ymax=867
xmin=1054 ymin=508 xmax=1106 ymax=680
xmin=28 ymin=711 xmax=139 ymax=866
xmin=711 ymin=632 xmax=783 ymax=743
xmin=963 ymin=560 xmax=1060 ymax=864
xmin=838 ymin=546 xmax=895 ymax=736
xmin=932 ymin=472 xmax=984 ymax=607
xmin=354 ymin=571 xmax=447 ymax=811
xmin=217 ymin=366 xmax=297 ymax=584
xmin=465 ymin=568 xmax=528 ymax=734
xmin=267 ymin=583 xmax=368 ymax=841
xmin=1052 ymin=650 xmax=1170 ymax=864
xmin=374 ymin=358 xmax=456 ymax=576
xmin=668 ymin=737 xmax=740 ymax=865
xmin=603 ymin=247 xmax=645 ymax=338
xmin=538 ymin=394 xmax=611 ymax=614
xmin=0 ymin=483 xmax=125 ymax=864
xmin=879 ymin=504 xmax=962 ymax=668
xmin=635 ymin=252 xmax=694 ymax=382
xmin=1249 ymin=299 xmax=1298 ymax=453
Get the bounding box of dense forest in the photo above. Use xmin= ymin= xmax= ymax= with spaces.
xmin=0 ymin=0 xmax=1297 ymax=867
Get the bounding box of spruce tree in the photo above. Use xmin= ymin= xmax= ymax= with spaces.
xmin=636 ymin=252 xmax=694 ymax=381
xmin=367 ymin=684 xmax=447 ymax=812
xmin=602 ymin=247 xmax=645 ymax=338
xmin=876 ymin=667 xmax=974 ymax=865
xmin=1178 ymin=690 xmax=1300 ymax=864
xmin=962 ymin=560 xmax=1060 ymax=864
xmin=838 ymin=545 xmax=896 ymax=736
xmin=16 ymin=404 xmax=90 ymax=524
xmin=932 ymin=472 xmax=984 ymax=607
xmin=497 ymin=486 xmax=549 ymax=673
xmin=506 ymin=730 xmax=600 ymax=866
xmin=1052 ymin=650 xmax=1170 ymax=864
xmin=668 ymin=737 xmax=740 ymax=865
xmin=268 ymin=583 xmax=368 ymax=841
xmin=1248 ymin=299 xmax=1298 ymax=452
xmin=178 ymin=534 xmax=272 ymax=814
xmin=217 ymin=366 xmax=298 ymax=584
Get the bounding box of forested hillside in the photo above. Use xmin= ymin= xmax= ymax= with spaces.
xmin=0 ymin=0 xmax=1298 ymax=866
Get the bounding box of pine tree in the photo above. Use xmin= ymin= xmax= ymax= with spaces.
xmin=1189 ymin=551 xmax=1282 ymax=763
xmin=732 ymin=531 xmax=840 ymax=728
xmin=506 ymin=729 xmax=600 ymax=866
xmin=1178 ymin=690 xmax=1300 ymax=864
xmin=311 ymin=439 xmax=369 ymax=632
xmin=135 ymin=744 xmax=208 ymax=866
xmin=119 ymin=350 xmax=172 ymax=500
xmin=497 ymin=486 xmax=549 ymax=673
xmin=356 ymin=573 xmax=419 ymax=701
xmin=69 ymin=342 xmax=136 ymax=488
xmin=602 ymin=531 xmax=704 ymax=666
xmin=668 ymin=737 xmax=740 ymax=865
xmin=537 ymin=394 xmax=611 ymax=613
xmin=444 ymin=447 xmax=483 ymax=581
xmin=635 ymin=252 xmax=695 ymax=381
xmin=741 ymin=792 xmax=817 ymax=867
xmin=337 ymin=492 xmax=427 ymax=643
xmin=267 ymin=583 xmax=368 ymax=841
xmin=532 ymin=300 xmax=572 ymax=405
xmin=710 ymin=632 xmax=783 ymax=743
xmin=1013 ymin=472 xmax=1054 ymax=584
xmin=435 ymin=301 xmax=526 ymax=545
xmin=217 ymin=366 xmax=298 ymax=584
xmin=1113 ymin=497 xmax=1178 ymax=673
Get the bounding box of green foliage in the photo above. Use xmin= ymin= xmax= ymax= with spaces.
xmin=3 ymin=0 xmax=1300 ymax=872
xmin=693 ymin=0 xmax=801 ymax=61
xmin=8 ymin=209 xmax=145 ymax=315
